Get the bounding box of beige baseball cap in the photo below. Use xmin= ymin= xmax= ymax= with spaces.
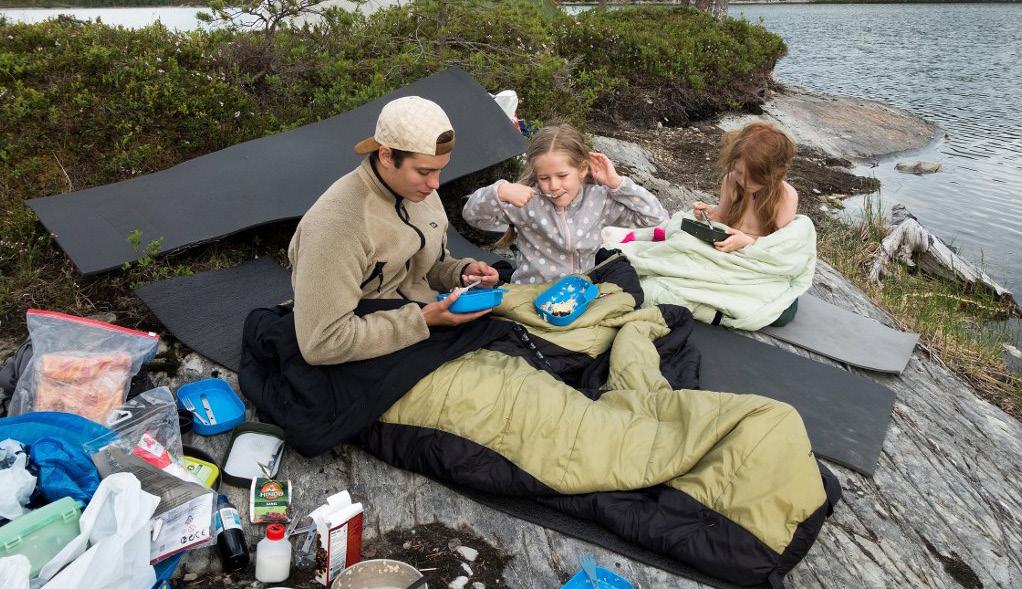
xmin=354 ymin=96 xmax=455 ymax=156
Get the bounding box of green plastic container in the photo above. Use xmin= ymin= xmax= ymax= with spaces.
xmin=0 ymin=496 xmax=82 ymax=577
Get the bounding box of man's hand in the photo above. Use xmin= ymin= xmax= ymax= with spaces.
xmin=422 ymin=287 xmax=491 ymax=326
xmin=497 ymin=182 xmax=536 ymax=208
xmin=714 ymin=227 xmax=755 ymax=253
xmin=461 ymin=261 xmax=500 ymax=287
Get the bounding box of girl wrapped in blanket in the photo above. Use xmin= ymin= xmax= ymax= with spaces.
xmin=607 ymin=121 xmax=799 ymax=252
xmin=463 ymin=123 xmax=668 ymax=284
xmin=604 ymin=122 xmax=809 ymax=328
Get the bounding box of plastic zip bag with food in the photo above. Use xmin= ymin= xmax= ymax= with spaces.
xmin=8 ymin=310 xmax=159 ymax=424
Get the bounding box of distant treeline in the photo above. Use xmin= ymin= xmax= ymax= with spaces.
xmin=726 ymin=0 xmax=1021 ymax=4
xmin=0 ymin=0 xmax=199 ymax=7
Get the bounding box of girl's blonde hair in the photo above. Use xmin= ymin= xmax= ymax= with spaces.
xmin=495 ymin=124 xmax=592 ymax=248
xmin=718 ymin=122 xmax=796 ymax=234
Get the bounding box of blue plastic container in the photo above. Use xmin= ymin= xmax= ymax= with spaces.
xmin=436 ymin=286 xmax=508 ymax=313
xmin=534 ymin=275 xmax=599 ymax=326
xmin=176 ymin=378 xmax=245 ymax=436
xmin=561 ymin=566 xmax=635 ymax=589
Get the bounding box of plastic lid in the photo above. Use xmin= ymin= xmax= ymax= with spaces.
xmin=266 ymin=523 xmax=286 ymax=541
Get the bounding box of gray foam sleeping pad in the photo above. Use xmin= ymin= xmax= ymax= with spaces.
xmin=762 ymin=294 xmax=919 ymax=374
xmin=30 ymin=67 xmax=526 ymax=275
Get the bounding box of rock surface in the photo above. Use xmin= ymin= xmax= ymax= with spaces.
xmin=719 ymin=86 xmax=938 ymax=160
xmin=592 ymin=134 xmax=706 ymax=214
xmin=153 ymin=126 xmax=1019 ymax=589
xmin=895 ymin=160 xmax=943 ymax=174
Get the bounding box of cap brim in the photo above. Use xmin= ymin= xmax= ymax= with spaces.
xmin=436 ymin=137 xmax=455 ymax=156
xmin=354 ymin=137 xmax=381 ymax=154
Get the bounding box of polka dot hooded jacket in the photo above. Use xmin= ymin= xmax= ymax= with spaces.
xmin=462 ymin=177 xmax=668 ymax=284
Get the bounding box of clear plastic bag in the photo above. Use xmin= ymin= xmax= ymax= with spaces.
xmin=8 ymin=310 xmax=159 ymax=423
xmin=82 ymin=387 xmax=198 ymax=485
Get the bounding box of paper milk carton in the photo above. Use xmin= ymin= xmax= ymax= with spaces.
xmin=310 ymin=490 xmax=364 ymax=586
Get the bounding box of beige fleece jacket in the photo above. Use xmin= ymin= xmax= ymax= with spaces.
xmin=288 ymin=158 xmax=472 ymax=365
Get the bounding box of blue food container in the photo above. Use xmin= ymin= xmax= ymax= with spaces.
xmin=561 ymin=566 xmax=635 ymax=589
xmin=534 ymin=275 xmax=599 ymax=327
xmin=176 ymin=378 xmax=246 ymax=436
xmin=436 ymin=286 xmax=508 ymax=313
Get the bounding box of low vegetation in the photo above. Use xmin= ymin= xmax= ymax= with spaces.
xmin=0 ymin=0 xmax=785 ymax=336
xmin=818 ymin=196 xmax=1022 ymax=417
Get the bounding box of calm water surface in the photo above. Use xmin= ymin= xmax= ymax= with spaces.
xmin=733 ymin=3 xmax=1022 ymax=297
xmin=0 ymin=6 xmax=209 ymax=29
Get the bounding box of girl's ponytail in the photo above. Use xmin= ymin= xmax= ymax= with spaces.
xmin=495 ymin=226 xmax=517 ymax=249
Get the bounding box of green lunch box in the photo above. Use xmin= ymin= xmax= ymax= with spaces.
xmin=0 ymin=496 xmax=82 ymax=577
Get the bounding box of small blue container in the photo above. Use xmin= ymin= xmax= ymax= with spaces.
xmin=534 ymin=275 xmax=599 ymax=326
xmin=561 ymin=566 xmax=635 ymax=589
xmin=436 ymin=286 xmax=508 ymax=313
xmin=176 ymin=378 xmax=245 ymax=436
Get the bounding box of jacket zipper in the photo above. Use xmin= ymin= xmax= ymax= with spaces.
xmin=395 ymin=200 xmax=426 ymax=253
xmin=360 ymin=261 xmax=386 ymax=292
xmin=559 ymin=207 xmax=573 ymax=274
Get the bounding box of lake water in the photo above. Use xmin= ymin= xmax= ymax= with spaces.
xmin=732 ymin=3 xmax=1022 ymax=299
xmin=0 ymin=0 xmax=403 ymax=30
xmin=0 ymin=6 xmax=209 ymax=29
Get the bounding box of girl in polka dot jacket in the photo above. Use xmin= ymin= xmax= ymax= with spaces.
xmin=462 ymin=123 xmax=668 ymax=284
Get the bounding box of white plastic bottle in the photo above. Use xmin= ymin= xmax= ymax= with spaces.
xmin=255 ymin=523 xmax=292 ymax=583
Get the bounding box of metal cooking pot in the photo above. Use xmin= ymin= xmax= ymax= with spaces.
xmin=330 ymin=559 xmax=426 ymax=589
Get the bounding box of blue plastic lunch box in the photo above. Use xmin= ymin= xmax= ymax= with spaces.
xmin=436 ymin=286 xmax=508 ymax=313
xmin=176 ymin=378 xmax=246 ymax=436
xmin=561 ymin=566 xmax=634 ymax=589
xmin=534 ymin=275 xmax=599 ymax=327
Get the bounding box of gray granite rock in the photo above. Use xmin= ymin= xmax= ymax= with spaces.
xmin=719 ymin=86 xmax=938 ymax=161
xmin=895 ymin=160 xmax=943 ymax=174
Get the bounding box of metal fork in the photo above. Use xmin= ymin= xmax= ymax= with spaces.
xmin=579 ymin=552 xmax=599 ymax=588
xmin=180 ymin=397 xmax=209 ymax=426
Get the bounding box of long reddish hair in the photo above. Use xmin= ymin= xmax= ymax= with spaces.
xmin=718 ymin=122 xmax=796 ymax=234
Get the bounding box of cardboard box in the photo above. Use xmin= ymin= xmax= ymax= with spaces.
xmin=310 ymin=490 xmax=364 ymax=586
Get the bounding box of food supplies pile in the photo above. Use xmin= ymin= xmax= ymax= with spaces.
xmin=0 ymin=310 xmax=367 ymax=588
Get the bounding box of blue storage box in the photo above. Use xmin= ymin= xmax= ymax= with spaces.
xmin=176 ymin=378 xmax=245 ymax=436
xmin=561 ymin=566 xmax=634 ymax=589
xmin=436 ymin=286 xmax=508 ymax=313
xmin=534 ymin=275 xmax=599 ymax=326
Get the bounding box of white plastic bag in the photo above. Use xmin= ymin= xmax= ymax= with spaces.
xmin=0 ymin=439 xmax=36 ymax=520
xmin=9 ymin=310 xmax=159 ymax=423
xmin=491 ymin=90 xmax=519 ymax=121
xmin=0 ymin=555 xmax=30 ymax=589
xmin=38 ymin=472 xmax=159 ymax=589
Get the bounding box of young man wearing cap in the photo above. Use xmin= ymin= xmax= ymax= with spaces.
xmin=288 ymin=96 xmax=500 ymax=365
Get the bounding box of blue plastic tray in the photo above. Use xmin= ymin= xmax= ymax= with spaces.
xmin=176 ymin=378 xmax=245 ymax=436
xmin=534 ymin=275 xmax=599 ymax=326
xmin=561 ymin=566 xmax=634 ymax=589
xmin=436 ymin=286 xmax=508 ymax=313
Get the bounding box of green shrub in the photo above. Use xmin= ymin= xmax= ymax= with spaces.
xmin=0 ymin=1 xmax=785 ymax=334
xmin=557 ymin=6 xmax=786 ymax=123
